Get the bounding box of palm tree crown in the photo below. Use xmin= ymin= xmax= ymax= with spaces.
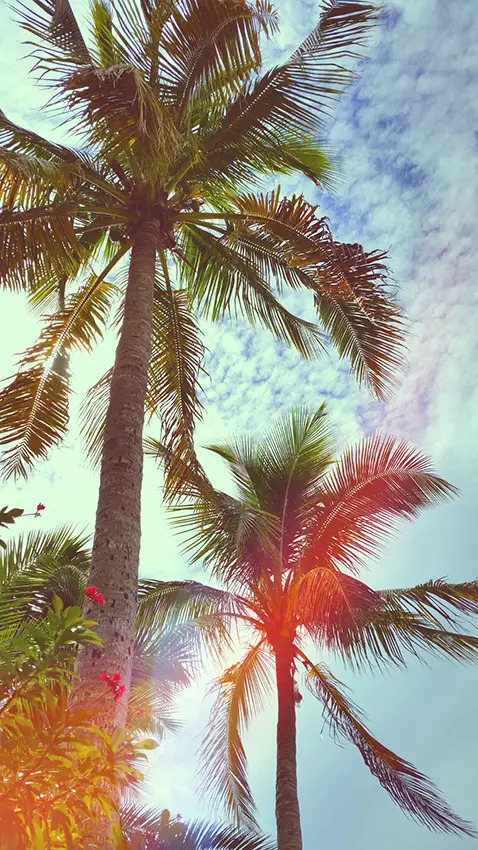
xmin=159 ymin=407 xmax=478 ymax=845
xmin=0 ymin=0 xmax=404 ymax=485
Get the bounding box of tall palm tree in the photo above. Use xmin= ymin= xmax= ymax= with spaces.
xmin=153 ymin=407 xmax=478 ymax=849
xmin=0 ymin=0 xmax=405 ymax=725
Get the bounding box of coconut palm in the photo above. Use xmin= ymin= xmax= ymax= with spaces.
xmin=152 ymin=406 xmax=478 ymax=849
xmin=0 ymin=0 xmax=405 ymax=725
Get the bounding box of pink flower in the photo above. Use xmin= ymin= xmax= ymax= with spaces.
xmin=36 ymin=503 xmax=45 ymax=512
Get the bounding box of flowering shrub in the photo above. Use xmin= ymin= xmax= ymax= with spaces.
xmin=0 ymin=595 xmax=155 ymax=849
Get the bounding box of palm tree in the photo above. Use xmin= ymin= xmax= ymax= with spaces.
xmin=0 ymin=0 xmax=405 ymax=725
xmin=153 ymin=406 xmax=478 ymax=849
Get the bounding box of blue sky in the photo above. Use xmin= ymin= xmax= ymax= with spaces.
xmin=1 ymin=0 xmax=478 ymax=847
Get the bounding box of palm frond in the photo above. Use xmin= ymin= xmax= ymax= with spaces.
xmin=302 ymin=435 xmax=457 ymax=574
xmin=63 ymin=64 xmax=180 ymax=174
xmin=193 ymin=1 xmax=379 ymax=180
xmin=137 ymin=578 xmax=243 ymax=633
xmin=221 ymin=190 xmax=405 ymax=396
xmin=311 ymin=590 xmax=478 ymax=672
xmin=200 ymin=640 xmax=274 ymax=829
xmin=172 ymin=489 xmax=279 ymax=589
xmin=180 ymin=223 xmax=326 ymax=358
xmin=148 ymin=269 xmax=205 ymax=499
xmin=12 ymin=0 xmax=91 ymax=84
xmin=0 ymin=525 xmax=90 ymax=626
xmin=79 ymin=366 xmax=114 ymax=468
xmin=0 ymin=273 xmax=116 ymax=478
xmin=379 ymin=578 xmax=478 ymax=629
xmin=161 ymin=0 xmax=278 ymax=115
xmin=0 ymin=201 xmax=84 ymax=292
xmin=120 ymin=804 xmax=276 ymax=849
xmin=304 ymin=658 xmax=475 ymax=836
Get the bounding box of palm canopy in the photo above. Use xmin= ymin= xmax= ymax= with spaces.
xmin=0 ymin=0 xmax=404 ymax=485
xmin=155 ymin=406 xmax=478 ymax=837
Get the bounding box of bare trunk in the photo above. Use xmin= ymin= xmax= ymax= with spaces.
xmin=275 ymin=645 xmax=303 ymax=850
xmin=75 ymin=220 xmax=159 ymax=729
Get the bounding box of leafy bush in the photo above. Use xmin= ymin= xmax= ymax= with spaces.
xmin=0 ymin=595 xmax=152 ymax=849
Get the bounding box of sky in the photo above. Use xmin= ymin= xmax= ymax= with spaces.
xmin=1 ymin=0 xmax=478 ymax=847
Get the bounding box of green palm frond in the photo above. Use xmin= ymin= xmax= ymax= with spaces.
xmin=191 ymin=1 xmax=379 ymax=182
xmin=219 ymin=190 xmax=405 ymax=396
xmin=137 ymin=578 xmax=241 ymax=631
xmin=79 ymin=366 xmax=114 ymax=468
xmin=302 ymin=435 xmax=456 ymax=574
xmin=0 ymin=273 xmax=117 ymax=478
xmin=304 ymin=658 xmax=475 ymax=837
xmin=148 ymin=267 xmax=205 ymax=498
xmin=200 ymin=640 xmax=274 ymax=829
xmin=172 ymin=488 xmax=279 ymax=588
xmin=315 ymin=272 xmax=405 ymax=399
xmin=161 ymin=0 xmax=278 ymax=115
xmin=0 ymin=202 xmax=84 ymax=292
xmin=180 ymin=223 xmax=326 ymax=358
xmin=13 ymin=0 xmax=91 ymax=83
xmin=0 ymin=525 xmax=90 ymax=626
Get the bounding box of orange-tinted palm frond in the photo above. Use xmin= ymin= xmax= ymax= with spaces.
xmin=380 ymin=578 xmax=478 ymax=629
xmin=293 ymin=567 xmax=378 ymax=639
xmin=147 ymin=271 xmax=205 ymax=499
xmin=199 ymin=640 xmax=274 ymax=828
xmin=161 ymin=0 xmax=278 ymax=115
xmin=13 ymin=0 xmax=91 ymax=83
xmin=302 ymin=435 xmax=456 ymax=575
xmin=304 ymin=658 xmax=475 ymax=836
xmin=0 ymin=275 xmax=116 ymax=478
xmin=194 ymin=1 xmax=379 ymax=177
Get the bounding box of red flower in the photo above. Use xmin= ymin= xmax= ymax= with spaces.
xmin=36 ymin=503 xmax=45 ymax=512
xmin=84 ymin=585 xmax=97 ymax=597
xmin=111 ymin=673 xmax=122 ymax=682
xmin=94 ymin=592 xmax=105 ymax=606
xmin=99 ymin=672 xmax=109 ymax=681
xmin=114 ymin=684 xmax=126 ymax=701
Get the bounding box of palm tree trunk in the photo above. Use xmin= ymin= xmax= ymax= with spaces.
xmin=275 ymin=645 xmax=303 ymax=850
xmin=75 ymin=220 xmax=159 ymax=729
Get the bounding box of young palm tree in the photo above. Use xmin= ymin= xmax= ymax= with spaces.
xmin=0 ymin=0 xmax=405 ymax=725
xmin=153 ymin=407 xmax=478 ymax=849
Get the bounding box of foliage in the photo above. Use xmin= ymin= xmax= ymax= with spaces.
xmin=0 ymin=505 xmax=23 ymax=549
xmin=0 ymin=595 xmax=150 ymax=849
xmin=160 ymin=406 xmax=478 ymax=837
xmin=0 ymin=0 xmax=406 ymax=492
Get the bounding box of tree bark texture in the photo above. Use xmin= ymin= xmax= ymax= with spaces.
xmin=275 ymin=645 xmax=303 ymax=850
xmin=75 ymin=220 xmax=159 ymax=730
